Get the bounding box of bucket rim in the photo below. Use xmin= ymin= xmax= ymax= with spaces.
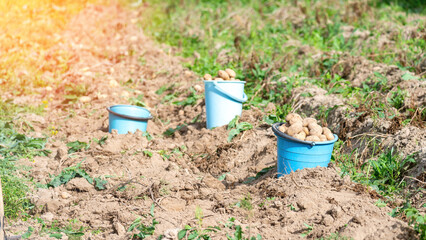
xmin=204 ymin=80 xmax=246 ymax=84
xmin=107 ymin=105 xmax=153 ymax=121
xmin=272 ymin=122 xmax=338 ymax=146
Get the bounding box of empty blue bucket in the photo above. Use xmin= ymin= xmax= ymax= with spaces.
xmin=204 ymin=80 xmax=247 ymax=129
xmin=272 ymin=123 xmax=338 ymax=177
xmin=107 ymin=105 xmax=152 ymax=134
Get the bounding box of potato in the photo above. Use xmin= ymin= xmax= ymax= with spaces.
xmin=286 ymin=113 xmax=301 ymax=122
xmin=319 ymin=135 xmax=327 ymax=141
xmin=303 ymin=127 xmax=310 ymax=135
xmin=322 ymin=127 xmax=332 ymax=135
xmin=285 ymin=113 xmax=295 ymax=122
xmin=306 ymin=135 xmax=320 ymax=142
xmin=294 ymin=132 xmax=306 ymax=141
xmin=307 ymin=122 xmax=320 ymax=130
xmin=287 ymin=122 xmax=303 ymax=136
xmin=310 ymin=126 xmax=323 ymax=137
xmin=278 ymin=125 xmax=287 ymax=133
xmin=214 ymin=77 xmax=224 ymax=81
xmin=325 ymin=132 xmax=334 ymax=141
xmin=289 ymin=115 xmax=303 ymax=125
xmin=218 ymin=70 xmax=230 ymax=80
xmin=225 ymin=69 xmax=236 ymax=78
xmin=193 ymin=84 xmax=203 ymax=92
xmin=203 ymin=74 xmax=212 ymax=80
xmin=303 ymin=118 xmax=317 ymax=127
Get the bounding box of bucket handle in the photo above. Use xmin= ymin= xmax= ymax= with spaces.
xmin=212 ymin=81 xmax=248 ymax=103
xmin=272 ymin=123 xmax=316 ymax=147
xmin=106 ymin=107 xmax=153 ymax=121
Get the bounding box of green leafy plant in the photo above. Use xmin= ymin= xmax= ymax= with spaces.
xmin=164 ymin=124 xmax=187 ymax=137
xmin=0 ymin=120 xmax=50 ymax=218
xmin=227 ymin=116 xmax=253 ymax=142
xmin=143 ymin=150 xmax=153 ymax=157
xmin=66 ymin=140 xmax=89 ymax=154
xmin=387 ymin=87 xmax=407 ymax=109
xmin=391 ymin=202 xmax=425 ymax=238
xmin=227 ymin=225 xmax=261 ymax=240
xmin=0 ymin=121 xmax=50 ymax=159
xmin=368 ymin=148 xmax=415 ymax=194
xmin=129 ymin=94 xmax=147 ymax=107
xmin=47 ymin=161 xmax=93 ymax=188
xmin=63 ymin=82 xmax=89 ymax=104
xmin=244 ymin=167 xmax=273 ymax=184
xmin=37 ymin=218 xmax=85 ymax=240
xmin=225 ymin=218 xmax=261 ymax=240
xmin=178 ymin=225 xmax=220 ymax=240
xmin=21 ymin=226 xmax=34 ymax=239
xmin=404 ymin=206 xmax=425 ymax=238
xmin=300 ymin=223 xmax=313 ymax=238
xmin=178 ymin=206 xmax=221 ymax=240
xmin=143 ymin=132 xmax=153 ymax=141
xmin=94 ymin=177 xmax=108 ymax=190
xmin=128 ymin=204 xmax=159 ymax=239
xmin=264 ymin=104 xmax=293 ymax=124
xmin=92 ymin=136 xmax=108 ymax=146
xmin=173 ymin=87 xmax=203 ymax=106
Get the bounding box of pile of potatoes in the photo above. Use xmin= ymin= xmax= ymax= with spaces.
xmin=278 ymin=113 xmax=334 ymax=142
xmin=203 ymin=69 xmax=239 ymax=81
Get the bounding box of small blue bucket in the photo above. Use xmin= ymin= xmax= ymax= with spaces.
xmin=204 ymin=80 xmax=247 ymax=129
xmin=272 ymin=123 xmax=338 ymax=177
xmin=107 ymin=105 xmax=152 ymax=134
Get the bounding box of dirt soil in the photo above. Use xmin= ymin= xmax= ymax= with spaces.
xmin=4 ymin=4 xmax=423 ymax=240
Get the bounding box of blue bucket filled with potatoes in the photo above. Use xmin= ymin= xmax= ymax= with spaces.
xmin=272 ymin=113 xmax=338 ymax=177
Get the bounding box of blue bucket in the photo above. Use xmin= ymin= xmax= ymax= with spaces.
xmin=272 ymin=123 xmax=338 ymax=177
xmin=107 ymin=105 xmax=152 ymax=134
xmin=204 ymin=80 xmax=247 ymax=129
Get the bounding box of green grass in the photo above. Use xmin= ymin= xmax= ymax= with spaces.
xmin=0 ymin=101 xmax=49 ymax=218
xmin=139 ymin=0 xmax=425 ymax=119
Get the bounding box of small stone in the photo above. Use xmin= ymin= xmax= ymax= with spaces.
xmin=226 ymin=173 xmax=236 ymax=182
xmin=61 ymin=192 xmax=71 ymax=199
xmin=274 ymin=201 xmax=283 ymax=208
xmin=121 ymin=91 xmax=129 ymax=98
xmin=113 ymin=221 xmax=126 ymax=236
xmin=65 ymin=178 xmax=93 ymax=192
xmin=163 ymin=228 xmax=180 ymax=239
xmin=109 ymin=79 xmax=119 ymax=87
xmin=184 ymin=182 xmax=194 ymax=190
xmin=46 ymin=200 xmax=61 ymax=212
xmin=184 ymin=70 xmax=192 ymax=77
xmin=45 ymin=86 xmax=53 ymax=92
xmin=214 ymin=193 xmax=224 ymax=202
xmin=202 ymin=175 xmax=225 ymax=190
xmin=322 ymin=214 xmax=334 ymax=226
xmin=178 ymin=110 xmax=184 ymax=116
xmin=193 ymin=84 xmax=203 ymax=92
xmin=55 ymin=147 xmax=67 ymax=160
xmin=97 ymin=93 xmax=107 ymax=99
xmin=41 ymin=212 xmax=54 ymax=222
xmin=79 ymin=96 xmax=91 ymax=103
